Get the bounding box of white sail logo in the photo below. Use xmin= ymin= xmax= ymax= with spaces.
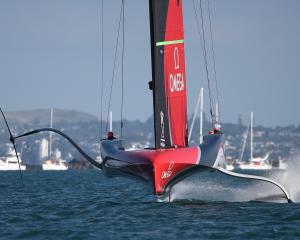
xmin=161 ymin=161 xmax=175 ymax=179
xmin=170 ymin=47 xmax=184 ymax=93
xmin=174 ymin=47 xmax=180 ymax=70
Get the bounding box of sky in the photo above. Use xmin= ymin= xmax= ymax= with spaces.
xmin=0 ymin=0 xmax=300 ymax=127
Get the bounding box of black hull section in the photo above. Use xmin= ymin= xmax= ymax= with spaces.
xmin=100 ymin=140 xmax=154 ymax=186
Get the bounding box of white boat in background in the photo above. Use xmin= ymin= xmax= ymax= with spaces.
xmin=235 ymin=154 xmax=272 ymax=170
xmin=0 ymin=147 xmax=26 ymax=171
xmin=42 ymin=108 xmax=68 ymax=171
xmin=234 ymin=112 xmax=272 ymax=171
xmin=43 ymin=161 xmax=67 ymax=170
xmin=42 ymin=148 xmax=68 ymax=171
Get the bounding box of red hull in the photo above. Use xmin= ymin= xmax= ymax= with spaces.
xmin=101 ymin=135 xmax=225 ymax=196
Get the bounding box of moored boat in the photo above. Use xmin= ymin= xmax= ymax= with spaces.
xmin=0 ymin=147 xmax=26 ymax=171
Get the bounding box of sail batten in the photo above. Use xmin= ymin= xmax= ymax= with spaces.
xmin=149 ymin=0 xmax=188 ymax=148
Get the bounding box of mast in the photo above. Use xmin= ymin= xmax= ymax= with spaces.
xmin=148 ymin=0 xmax=156 ymax=146
xmin=250 ymin=111 xmax=254 ymax=161
xmin=49 ymin=107 xmax=53 ymax=159
xmin=148 ymin=0 xmax=188 ymax=149
xmin=239 ymin=120 xmax=250 ymax=162
xmin=188 ymin=88 xmax=201 ymax=143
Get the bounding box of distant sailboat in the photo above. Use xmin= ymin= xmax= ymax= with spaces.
xmin=42 ymin=108 xmax=68 ymax=171
xmin=235 ymin=112 xmax=272 ymax=170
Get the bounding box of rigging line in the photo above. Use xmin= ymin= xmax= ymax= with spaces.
xmin=193 ymin=0 xmax=215 ymax=126
xmin=100 ymin=0 xmax=104 ymax=139
xmin=207 ymin=0 xmax=221 ymax=123
xmin=0 ymin=108 xmax=23 ymax=184
xmin=199 ymin=0 xmax=215 ymax=120
xmin=105 ymin=1 xmax=124 ymax=133
xmin=192 ymin=2 xmax=206 ymax=60
xmin=120 ymin=0 xmax=125 ymax=140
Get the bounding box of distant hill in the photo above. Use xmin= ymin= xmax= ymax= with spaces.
xmin=2 ymin=109 xmax=99 ymax=126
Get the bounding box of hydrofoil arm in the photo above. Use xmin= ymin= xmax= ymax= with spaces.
xmin=216 ymin=167 xmax=293 ymax=203
xmin=15 ymin=128 xmax=102 ymax=169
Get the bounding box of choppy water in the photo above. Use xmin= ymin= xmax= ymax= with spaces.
xmin=0 ymin=170 xmax=300 ymax=240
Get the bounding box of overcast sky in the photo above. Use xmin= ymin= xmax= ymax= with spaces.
xmin=0 ymin=0 xmax=299 ymax=127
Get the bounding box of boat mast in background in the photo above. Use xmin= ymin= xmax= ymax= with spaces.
xmin=200 ymin=87 xmax=204 ymax=144
xmin=239 ymin=120 xmax=250 ymax=162
xmin=188 ymin=87 xmax=204 ymax=144
xmin=49 ymin=107 xmax=53 ymax=159
xmin=250 ymin=111 xmax=254 ymax=161
xmin=42 ymin=108 xmax=68 ymax=171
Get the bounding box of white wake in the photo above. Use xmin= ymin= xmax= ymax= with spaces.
xmin=169 ymin=157 xmax=300 ymax=203
xmin=269 ymin=155 xmax=300 ymax=203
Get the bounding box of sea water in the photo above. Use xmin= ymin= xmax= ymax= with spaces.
xmin=0 ymin=170 xmax=300 ymax=240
